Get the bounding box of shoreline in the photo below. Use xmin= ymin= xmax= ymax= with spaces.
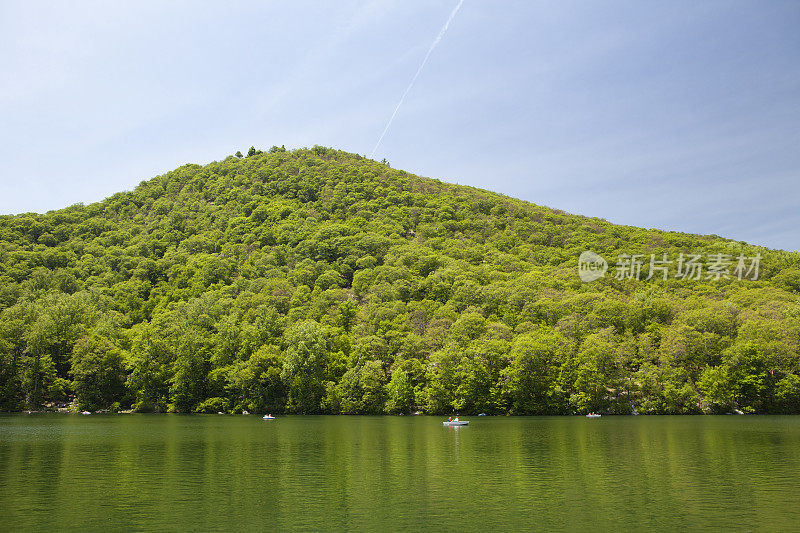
xmin=1 ymin=410 xmax=764 ymax=416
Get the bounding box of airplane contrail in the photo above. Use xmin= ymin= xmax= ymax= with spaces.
xmin=370 ymin=0 xmax=465 ymax=158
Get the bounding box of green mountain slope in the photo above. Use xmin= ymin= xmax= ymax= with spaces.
xmin=1 ymin=146 xmax=799 ymax=414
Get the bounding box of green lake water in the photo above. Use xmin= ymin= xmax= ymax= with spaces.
xmin=1 ymin=414 xmax=799 ymax=531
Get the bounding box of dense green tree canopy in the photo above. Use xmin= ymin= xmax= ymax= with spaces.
xmin=1 ymin=146 xmax=798 ymax=414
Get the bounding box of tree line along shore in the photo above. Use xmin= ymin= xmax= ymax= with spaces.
xmin=1 ymin=147 xmax=799 ymax=415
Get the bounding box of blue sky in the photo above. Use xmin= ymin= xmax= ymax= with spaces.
xmin=1 ymin=1 xmax=798 ymax=250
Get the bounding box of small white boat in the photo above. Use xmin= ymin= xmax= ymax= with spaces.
xmin=586 ymin=413 xmax=601 ymax=418
xmin=262 ymin=414 xmax=275 ymax=420
xmin=81 ymin=411 xmax=91 ymax=415
xmin=443 ymin=418 xmax=468 ymax=426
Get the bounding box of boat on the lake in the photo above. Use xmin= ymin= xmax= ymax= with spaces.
xmin=81 ymin=411 xmax=91 ymax=415
xmin=586 ymin=413 xmax=601 ymax=418
xmin=443 ymin=417 xmax=468 ymax=426
xmin=262 ymin=414 xmax=275 ymax=420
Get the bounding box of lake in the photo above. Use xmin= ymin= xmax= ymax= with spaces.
xmin=1 ymin=414 xmax=799 ymax=531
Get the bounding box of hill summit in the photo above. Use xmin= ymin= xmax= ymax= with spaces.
xmin=1 ymin=146 xmax=799 ymax=414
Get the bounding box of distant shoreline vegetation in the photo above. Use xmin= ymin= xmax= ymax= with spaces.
xmin=1 ymin=146 xmax=799 ymax=415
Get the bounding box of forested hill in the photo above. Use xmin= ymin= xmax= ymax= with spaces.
xmin=2 ymin=146 xmax=800 ymax=415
